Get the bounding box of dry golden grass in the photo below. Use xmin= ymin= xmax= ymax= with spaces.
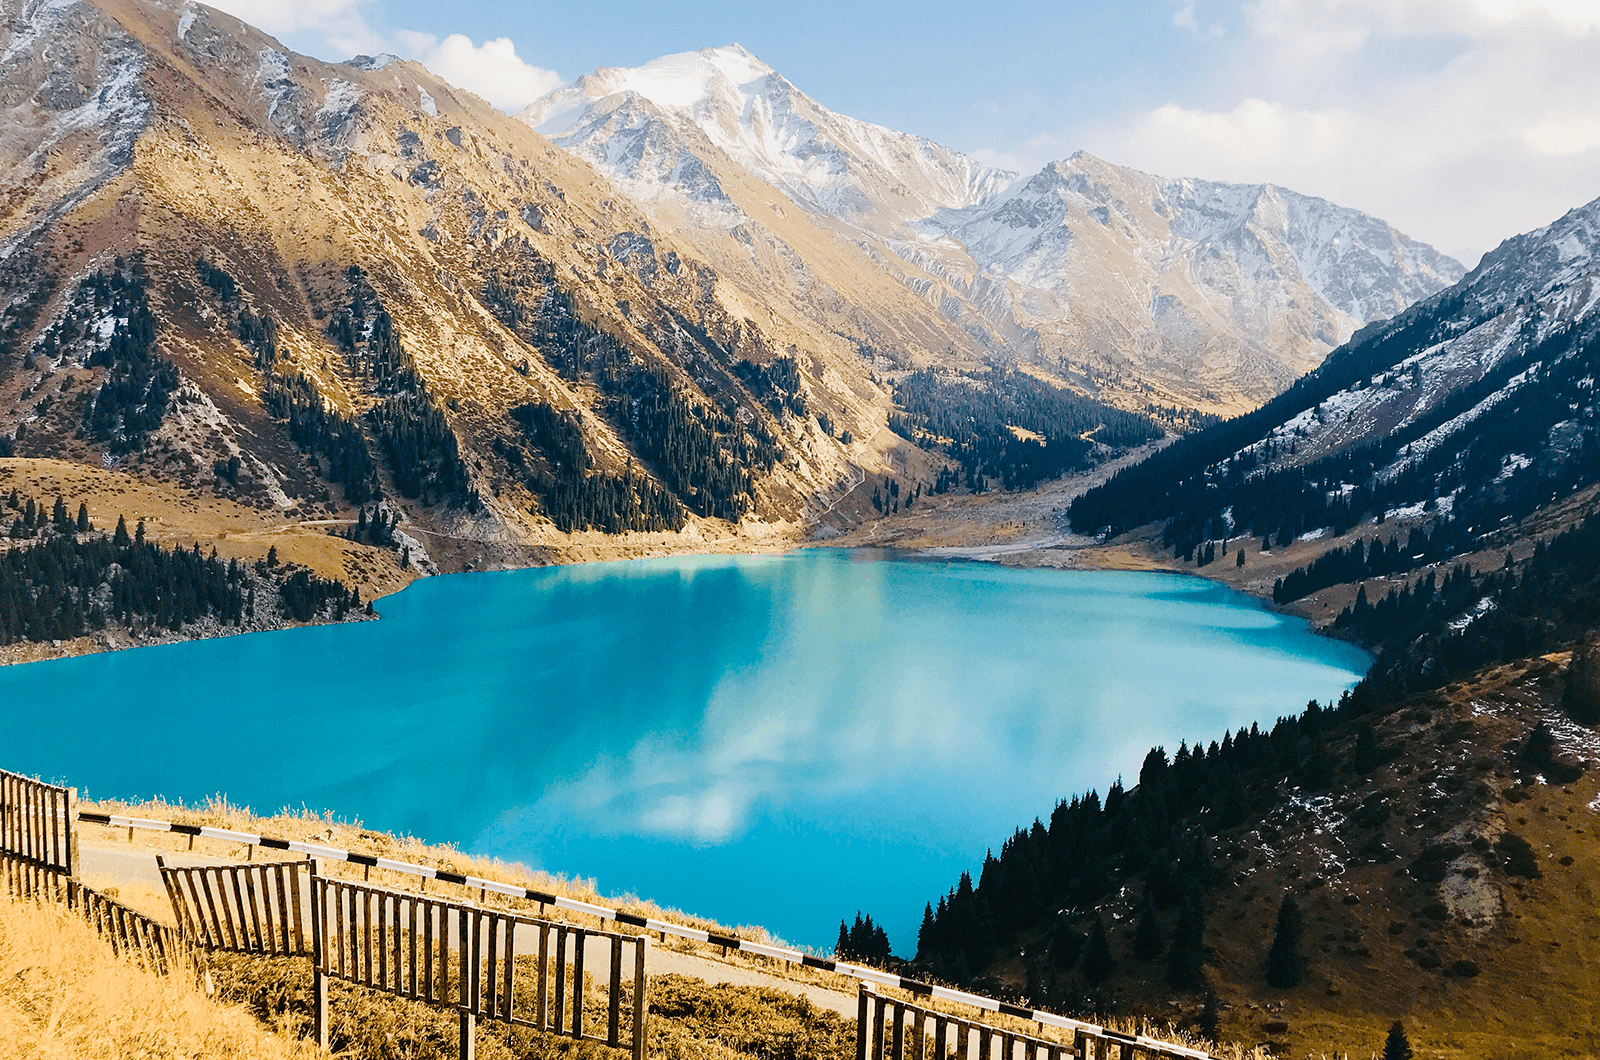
xmin=0 ymin=893 xmax=316 ymax=1060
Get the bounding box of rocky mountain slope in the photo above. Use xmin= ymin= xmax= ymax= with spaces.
xmin=524 ymin=47 xmax=1462 ymax=415
xmin=4 ymin=0 xmax=1137 ymax=590
xmin=1069 ymin=193 xmax=1600 ymax=564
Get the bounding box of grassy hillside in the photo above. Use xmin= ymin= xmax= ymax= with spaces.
xmin=0 ymin=893 xmax=316 ymax=1058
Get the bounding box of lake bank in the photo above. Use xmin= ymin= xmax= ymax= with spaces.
xmin=0 ymin=550 xmax=1371 ymax=952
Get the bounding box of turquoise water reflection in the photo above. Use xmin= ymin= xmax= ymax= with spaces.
xmin=0 ymin=551 xmax=1368 ymax=951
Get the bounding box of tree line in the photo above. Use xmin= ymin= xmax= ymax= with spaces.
xmin=0 ymin=497 xmax=364 ymax=644
xmin=889 ymin=369 xmax=1161 ymax=492
xmin=1069 ymin=294 xmax=1600 ymax=570
xmin=59 ymin=260 xmax=178 ymax=453
xmin=261 ymin=373 xmax=381 ymax=505
xmin=325 ymin=267 xmax=477 ymax=510
xmin=1270 ymin=524 xmax=1463 ymax=604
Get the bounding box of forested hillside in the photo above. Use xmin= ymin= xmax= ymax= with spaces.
xmin=0 ymin=491 xmax=364 ymax=645
xmin=912 ymin=497 xmax=1600 ymax=1055
xmin=889 ymin=370 xmax=1161 ymax=491
xmin=1069 ymin=197 xmax=1600 ymax=565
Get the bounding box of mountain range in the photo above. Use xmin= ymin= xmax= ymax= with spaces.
xmin=523 ymin=45 xmax=1465 ymax=415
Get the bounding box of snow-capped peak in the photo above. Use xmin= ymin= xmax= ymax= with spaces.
xmin=519 ymin=44 xmax=1014 ymax=229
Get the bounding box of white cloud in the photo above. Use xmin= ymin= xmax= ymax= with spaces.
xmin=395 ymin=32 xmax=563 ymax=113
xmin=203 ymin=0 xmax=385 ymax=58
xmin=1058 ymin=0 xmax=1600 ymax=253
xmin=1524 ymin=114 xmax=1600 ymax=157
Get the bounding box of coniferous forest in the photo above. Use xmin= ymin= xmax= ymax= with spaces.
xmin=890 ymin=369 xmax=1161 ymax=491
xmin=1069 ymin=305 xmax=1600 ymax=562
xmin=481 ymin=254 xmax=778 ymax=521
xmin=508 ymin=403 xmax=685 ymax=533
xmin=327 ymin=267 xmax=478 ymax=510
xmin=0 ymin=494 xmax=362 ymax=645
xmin=54 ymin=262 xmax=179 ymax=453
xmin=913 ymin=499 xmax=1600 ymax=1002
xmin=261 ymin=373 xmax=382 ymax=505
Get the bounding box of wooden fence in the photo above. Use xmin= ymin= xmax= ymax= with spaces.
xmin=312 ymin=874 xmax=648 ymax=1060
xmin=158 ymin=857 xmax=310 ymax=956
xmin=858 ymin=987 xmax=1198 ymax=1060
xmin=7 ymin=768 xmax=1209 ymax=1060
xmin=0 ymin=766 xmax=77 ymax=877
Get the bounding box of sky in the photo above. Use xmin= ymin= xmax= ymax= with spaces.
xmin=216 ymin=0 xmax=1600 ymax=264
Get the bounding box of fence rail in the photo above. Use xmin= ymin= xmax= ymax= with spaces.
xmin=2 ymin=849 xmax=187 ymax=974
xmin=159 ymin=857 xmax=310 ymax=957
xmin=859 ymin=988 xmax=1194 ymax=1060
xmin=77 ymin=808 xmax=1209 ymax=1059
xmin=312 ymin=874 xmax=648 ymax=1060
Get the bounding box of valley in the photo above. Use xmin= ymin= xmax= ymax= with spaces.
xmin=3 ymin=0 xmax=1600 ymax=1058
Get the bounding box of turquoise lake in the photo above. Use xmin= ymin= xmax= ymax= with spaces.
xmin=0 ymin=550 xmax=1370 ymax=952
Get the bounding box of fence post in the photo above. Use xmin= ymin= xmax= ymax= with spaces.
xmin=65 ymin=787 xmax=79 ymax=879
xmin=632 ymin=934 xmax=648 ymax=1060
xmin=459 ymin=1013 xmax=475 ymax=1060
xmin=309 ymin=860 xmax=328 ymax=1051
xmin=857 ymin=983 xmax=871 ymax=1060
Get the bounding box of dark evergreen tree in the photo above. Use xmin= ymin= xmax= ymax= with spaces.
xmin=1265 ymin=895 xmax=1304 ymax=987
xmin=1351 ymin=724 xmax=1381 ymax=772
xmin=1198 ymin=995 xmax=1220 ymax=1043
xmin=1132 ymin=894 xmax=1163 ymax=961
xmin=917 ymin=903 xmax=935 ymax=961
xmin=1564 ymin=641 xmax=1600 ymax=725
xmin=1166 ymin=891 xmax=1205 ymax=988
xmin=1081 ymin=918 xmax=1114 ymax=984
xmin=75 ymin=502 xmax=90 ymax=533
xmin=1382 ymin=1021 xmax=1413 ymax=1060
xmin=112 ymin=515 xmax=131 ymax=548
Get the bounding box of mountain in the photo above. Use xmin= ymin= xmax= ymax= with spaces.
xmin=522 ymin=44 xmax=1014 ymax=234
xmin=523 ymin=47 xmax=1463 ymax=415
xmin=908 ymin=197 xmax=1600 ymax=1057
xmin=1068 ymin=192 xmax=1600 ymax=564
xmin=5 ymin=0 xmax=1124 ymax=601
xmin=922 ymin=154 xmax=1466 ymax=410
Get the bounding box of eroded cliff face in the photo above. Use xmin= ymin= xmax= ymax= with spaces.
xmin=0 ymin=0 xmax=991 ymax=574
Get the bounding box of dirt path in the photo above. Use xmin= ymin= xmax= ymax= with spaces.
xmin=77 ymin=843 xmax=859 ymax=1017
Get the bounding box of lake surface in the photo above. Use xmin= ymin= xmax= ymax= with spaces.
xmin=0 ymin=550 xmax=1369 ymax=952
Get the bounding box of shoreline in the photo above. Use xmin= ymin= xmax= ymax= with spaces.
xmin=0 ymin=445 xmax=1279 ymax=669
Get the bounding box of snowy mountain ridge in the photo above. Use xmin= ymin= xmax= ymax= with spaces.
xmin=521 ymin=45 xmax=1015 ymax=232
xmin=522 ymin=47 xmax=1465 ymax=414
xmin=1235 ymin=194 xmax=1600 ymax=479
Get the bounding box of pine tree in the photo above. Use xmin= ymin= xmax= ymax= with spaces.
xmin=1265 ymin=894 xmax=1304 ymax=987
xmin=75 ymin=502 xmax=90 ymax=532
xmin=1564 ymin=640 xmax=1600 ymax=725
xmin=134 ymin=518 xmax=146 ymax=546
xmin=1081 ymin=918 xmax=1114 ymax=984
xmin=1166 ymin=891 xmax=1205 ymax=988
xmin=1382 ymin=1021 xmax=1412 ymax=1060
xmin=917 ymin=903 xmax=935 ymax=960
xmin=51 ymin=495 xmax=68 ymax=530
xmin=1133 ymin=895 xmax=1163 ymax=961
xmin=113 ymin=515 xmax=131 ymax=548
xmin=1351 ymin=724 xmax=1381 ymax=772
